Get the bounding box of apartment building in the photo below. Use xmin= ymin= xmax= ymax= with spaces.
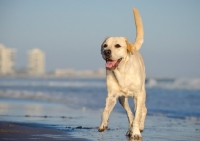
xmin=0 ymin=44 xmax=15 ymax=75
xmin=28 ymin=48 xmax=45 ymax=76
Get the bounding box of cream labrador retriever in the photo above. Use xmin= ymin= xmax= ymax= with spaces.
xmin=98 ymin=8 xmax=147 ymax=139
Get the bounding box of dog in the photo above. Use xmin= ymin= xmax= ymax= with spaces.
xmin=98 ymin=8 xmax=147 ymax=139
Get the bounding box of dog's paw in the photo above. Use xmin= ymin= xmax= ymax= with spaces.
xmin=129 ymin=128 xmax=142 ymax=140
xmin=126 ymin=130 xmax=142 ymax=140
xmin=132 ymin=134 xmax=142 ymax=140
xmin=98 ymin=125 xmax=108 ymax=132
xmin=126 ymin=130 xmax=133 ymax=137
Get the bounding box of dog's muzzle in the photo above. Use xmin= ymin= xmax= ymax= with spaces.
xmin=103 ymin=49 xmax=122 ymax=70
xmin=105 ymin=58 xmax=122 ymax=70
xmin=104 ymin=49 xmax=111 ymax=58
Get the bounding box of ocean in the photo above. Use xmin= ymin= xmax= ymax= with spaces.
xmin=0 ymin=77 xmax=200 ymax=119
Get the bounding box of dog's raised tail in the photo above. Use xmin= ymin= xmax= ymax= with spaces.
xmin=133 ymin=8 xmax=144 ymax=51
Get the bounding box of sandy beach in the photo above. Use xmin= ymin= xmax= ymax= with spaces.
xmin=0 ymin=121 xmax=89 ymax=141
xmin=0 ymin=100 xmax=200 ymax=141
xmin=0 ymin=115 xmax=200 ymax=141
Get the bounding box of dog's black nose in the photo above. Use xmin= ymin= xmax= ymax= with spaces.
xmin=104 ymin=50 xmax=111 ymax=56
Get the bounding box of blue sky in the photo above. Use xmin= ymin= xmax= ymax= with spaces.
xmin=0 ymin=0 xmax=200 ymax=78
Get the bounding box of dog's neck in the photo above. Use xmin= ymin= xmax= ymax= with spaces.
xmin=115 ymin=52 xmax=131 ymax=72
xmin=113 ymin=53 xmax=131 ymax=89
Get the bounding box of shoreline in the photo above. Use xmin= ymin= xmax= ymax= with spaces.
xmin=0 ymin=121 xmax=89 ymax=141
xmin=0 ymin=114 xmax=200 ymax=141
xmin=0 ymin=97 xmax=200 ymax=140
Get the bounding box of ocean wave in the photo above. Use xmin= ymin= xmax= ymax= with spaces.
xmin=0 ymin=90 xmax=69 ymax=103
xmin=145 ymin=78 xmax=200 ymax=90
xmin=0 ymin=90 xmax=92 ymax=109
xmin=0 ymin=78 xmax=200 ymax=90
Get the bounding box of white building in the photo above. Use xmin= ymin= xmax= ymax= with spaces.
xmin=54 ymin=68 xmax=75 ymax=77
xmin=0 ymin=44 xmax=15 ymax=75
xmin=28 ymin=48 xmax=45 ymax=76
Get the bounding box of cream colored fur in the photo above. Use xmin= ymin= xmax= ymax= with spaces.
xmin=98 ymin=8 xmax=147 ymax=139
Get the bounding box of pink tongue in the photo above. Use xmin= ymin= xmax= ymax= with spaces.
xmin=106 ymin=60 xmax=117 ymax=69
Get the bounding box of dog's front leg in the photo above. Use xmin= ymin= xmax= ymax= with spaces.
xmin=98 ymin=95 xmax=117 ymax=132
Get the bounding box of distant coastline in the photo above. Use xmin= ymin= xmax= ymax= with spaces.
xmin=0 ymin=68 xmax=106 ymax=79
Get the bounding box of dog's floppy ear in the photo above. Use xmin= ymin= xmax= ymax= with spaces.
xmin=124 ymin=38 xmax=136 ymax=55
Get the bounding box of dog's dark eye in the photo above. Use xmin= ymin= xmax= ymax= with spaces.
xmin=115 ymin=44 xmax=121 ymax=48
xmin=103 ymin=44 xmax=107 ymax=48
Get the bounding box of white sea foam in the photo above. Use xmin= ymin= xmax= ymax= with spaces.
xmin=145 ymin=78 xmax=200 ymax=90
xmin=0 ymin=89 xmax=71 ymax=104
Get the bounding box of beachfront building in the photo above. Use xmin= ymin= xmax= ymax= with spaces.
xmin=54 ymin=68 xmax=105 ymax=78
xmin=28 ymin=48 xmax=45 ymax=76
xmin=0 ymin=44 xmax=15 ymax=75
xmin=54 ymin=68 xmax=75 ymax=77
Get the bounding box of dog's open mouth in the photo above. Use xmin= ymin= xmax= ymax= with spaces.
xmin=105 ymin=58 xmax=122 ymax=70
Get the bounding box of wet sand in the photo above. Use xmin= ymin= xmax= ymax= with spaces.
xmin=0 ymin=99 xmax=200 ymax=141
xmin=0 ymin=114 xmax=200 ymax=141
xmin=0 ymin=121 xmax=89 ymax=141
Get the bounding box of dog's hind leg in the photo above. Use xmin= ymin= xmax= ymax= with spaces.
xmin=134 ymin=91 xmax=147 ymax=133
xmin=139 ymin=91 xmax=147 ymax=132
xmin=130 ymin=93 xmax=145 ymax=139
xmin=139 ymin=105 xmax=147 ymax=132
xmin=118 ymin=96 xmax=134 ymax=136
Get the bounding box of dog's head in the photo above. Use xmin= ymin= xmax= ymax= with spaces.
xmin=101 ymin=37 xmax=135 ymax=70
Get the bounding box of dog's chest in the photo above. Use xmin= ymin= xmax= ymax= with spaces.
xmin=113 ymin=69 xmax=140 ymax=95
